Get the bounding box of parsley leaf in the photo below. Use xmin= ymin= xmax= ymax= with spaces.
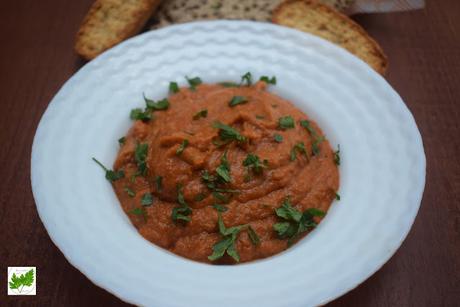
xmin=124 ymin=186 xmax=135 ymax=197
xmin=169 ymin=81 xmax=179 ymax=93
xmin=334 ymin=145 xmax=341 ymax=165
xmin=8 ymin=269 xmax=34 ymax=292
xmin=130 ymin=108 xmax=152 ymax=121
xmin=130 ymin=207 xmax=146 ymax=220
xmin=247 ymin=225 xmax=260 ymax=245
xmin=172 ymin=206 xmax=192 ymax=222
xmin=229 ymin=96 xmax=248 ymax=107
xmin=219 ymin=81 xmax=239 ymax=88
xmin=278 ymin=116 xmax=295 ymax=130
xmin=273 ymin=198 xmax=325 ymax=245
xmin=300 ymin=119 xmax=325 ymax=156
xmin=290 ymin=142 xmax=308 ymax=161
xmin=300 ymin=119 xmax=316 ymax=135
xmin=172 ymin=184 xmax=192 ymax=222
xmin=335 ymin=192 xmax=341 ymax=201
xmin=208 ymin=213 xmax=259 ymax=262
xmin=118 ymin=137 xmax=126 ymax=146
xmin=134 ymin=143 xmax=148 ymax=176
xmin=259 ymin=76 xmax=277 ymax=85
xmin=155 ymin=175 xmax=162 ymax=192
xmin=201 ymin=170 xmax=217 ymax=190
xmin=212 ymin=121 xmax=247 ymax=143
xmin=144 ymin=94 xmax=169 ymax=111
xmin=212 ymin=191 xmax=230 ymax=204
xmin=312 ymin=136 xmax=325 ymax=156
xmin=240 ymin=72 xmax=252 ymax=86
xmin=193 ymin=109 xmax=208 ymax=120
xmin=194 ymin=193 xmax=206 ymax=201
xmin=208 ymin=213 xmax=244 ymax=262
xmin=256 ymin=115 xmax=265 ymax=120
xmin=186 ymin=76 xmax=202 ymax=91
xmin=141 ymin=192 xmax=153 ymax=206
xmin=216 ymin=150 xmax=231 ymax=183
xmin=243 ymin=153 xmax=268 ymax=174
xmin=176 ymin=139 xmax=189 ymax=155
xmin=212 ymin=203 xmax=228 ymax=212
xmin=274 ymin=134 xmax=283 ymax=143
xmin=92 ymin=158 xmax=125 ymax=182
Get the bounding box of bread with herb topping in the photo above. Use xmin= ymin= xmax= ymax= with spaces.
xmin=272 ymin=0 xmax=387 ymax=74
xmin=75 ymin=0 xmax=162 ymax=60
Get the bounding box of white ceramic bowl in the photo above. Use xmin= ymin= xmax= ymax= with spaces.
xmin=31 ymin=21 xmax=425 ymax=307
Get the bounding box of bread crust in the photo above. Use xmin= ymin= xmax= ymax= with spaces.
xmin=272 ymin=0 xmax=388 ymax=74
xmin=75 ymin=0 xmax=161 ymax=60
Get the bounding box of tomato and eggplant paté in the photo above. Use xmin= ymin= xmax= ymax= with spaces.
xmin=93 ymin=73 xmax=340 ymax=264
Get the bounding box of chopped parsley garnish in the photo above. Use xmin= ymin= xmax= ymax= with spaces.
xmin=256 ymin=115 xmax=265 ymax=120
xmin=259 ymin=76 xmax=277 ymax=85
xmin=124 ymin=187 xmax=135 ymax=197
xmin=274 ymin=134 xmax=283 ymax=143
xmin=278 ymin=116 xmax=295 ymax=130
xmin=243 ymin=153 xmax=268 ymax=175
xmin=219 ymin=82 xmax=239 ymax=88
xmin=118 ymin=137 xmax=126 ymax=146
xmin=312 ymin=136 xmax=325 ymax=156
xmin=141 ymin=192 xmax=153 ymax=206
xmin=155 ymin=175 xmax=162 ymax=192
xmin=229 ymin=96 xmax=248 ymax=107
xmin=176 ymin=139 xmax=189 ymax=155
xmin=145 ymin=96 xmax=169 ymax=111
xmin=300 ymin=119 xmax=325 ymax=156
xmin=273 ymin=198 xmax=325 ymax=245
xmin=169 ymin=81 xmax=179 ymax=93
xmin=193 ymin=109 xmax=208 ymax=120
xmin=300 ymin=119 xmax=315 ymax=135
xmin=212 ymin=204 xmax=228 ymax=212
xmin=194 ymin=193 xmax=206 ymax=201
xmin=134 ymin=143 xmax=148 ymax=176
xmin=172 ymin=184 xmax=192 ymax=222
xmin=130 ymin=92 xmax=169 ymax=121
xmin=130 ymin=108 xmax=152 ymax=121
xmin=129 ymin=207 xmax=146 ymax=220
xmin=186 ymin=76 xmax=202 ymax=91
xmin=240 ymin=72 xmax=252 ymax=86
xmin=216 ymin=151 xmax=231 ymax=183
xmin=201 ymin=170 xmax=217 ymax=190
xmin=212 ymin=121 xmax=247 ymax=143
xmin=334 ymin=145 xmax=341 ymax=165
xmin=208 ymin=213 xmax=259 ymax=262
xmin=212 ymin=191 xmax=230 ymax=204
xmin=290 ymin=142 xmax=307 ymax=161
xmin=335 ymin=193 xmax=340 ymax=201
xmin=247 ymin=226 xmax=260 ymax=245
xmin=92 ymin=158 xmax=125 ymax=182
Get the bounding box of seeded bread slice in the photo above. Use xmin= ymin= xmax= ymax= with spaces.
xmin=150 ymin=0 xmax=353 ymax=29
xmin=272 ymin=0 xmax=387 ymax=74
xmin=75 ymin=0 xmax=162 ymax=60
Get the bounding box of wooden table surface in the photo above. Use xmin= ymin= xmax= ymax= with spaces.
xmin=1 ymin=0 xmax=459 ymax=306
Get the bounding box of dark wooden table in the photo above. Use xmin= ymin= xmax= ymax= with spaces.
xmin=1 ymin=1 xmax=459 ymax=306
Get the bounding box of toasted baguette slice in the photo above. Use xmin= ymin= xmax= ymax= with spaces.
xmin=75 ymin=0 xmax=161 ymax=60
xmin=272 ymin=0 xmax=388 ymax=74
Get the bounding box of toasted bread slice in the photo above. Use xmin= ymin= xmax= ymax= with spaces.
xmin=150 ymin=0 xmax=353 ymax=29
xmin=75 ymin=0 xmax=161 ymax=60
xmin=272 ymin=0 xmax=387 ymax=74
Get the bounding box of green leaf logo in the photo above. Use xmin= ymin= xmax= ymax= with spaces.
xmin=9 ymin=269 xmax=34 ymax=293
